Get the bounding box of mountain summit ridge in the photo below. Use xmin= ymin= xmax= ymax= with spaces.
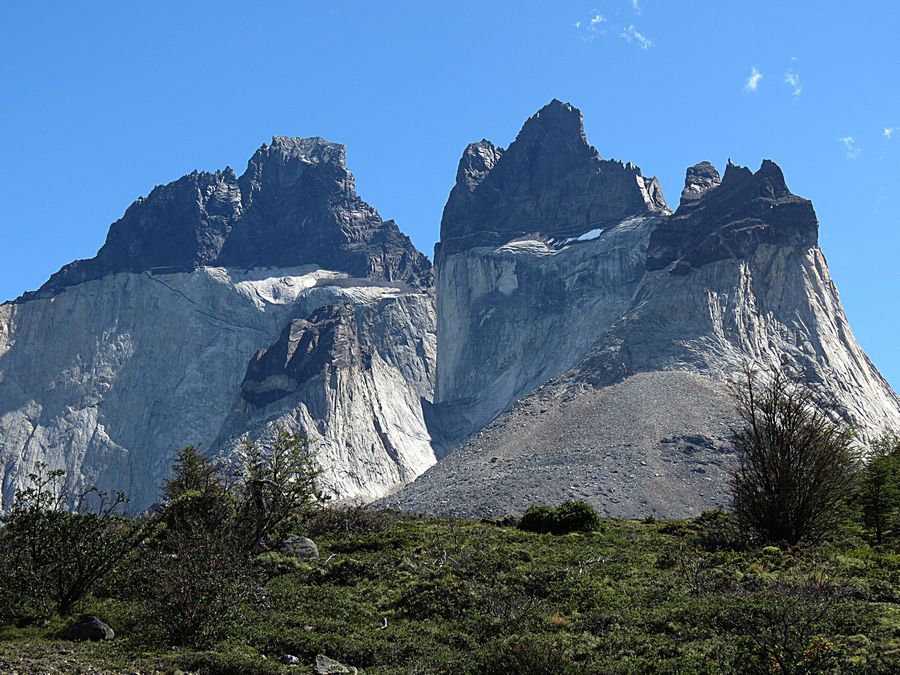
xmin=437 ymin=99 xmax=669 ymax=259
xmin=18 ymin=135 xmax=431 ymax=302
xmin=1 ymin=99 xmax=898 ymax=518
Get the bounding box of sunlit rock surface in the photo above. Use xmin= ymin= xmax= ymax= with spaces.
xmin=384 ymin=101 xmax=900 ymax=518
xmin=0 ymin=138 xmax=436 ymax=510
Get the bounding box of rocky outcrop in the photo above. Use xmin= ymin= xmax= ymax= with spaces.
xmin=434 ymin=99 xmax=671 ymax=443
xmin=437 ymin=100 xmax=669 ymax=258
xmin=385 ymin=101 xmax=900 ymax=518
xmin=0 ymin=138 xmax=436 ymax=511
xmin=22 ymin=137 xmax=431 ymax=301
xmin=212 ymin=293 xmax=437 ymax=500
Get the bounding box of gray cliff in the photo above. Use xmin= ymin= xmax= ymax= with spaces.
xmin=0 ymin=138 xmax=436 ymax=510
xmin=383 ymin=100 xmax=900 ymax=518
xmin=2 ymin=100 xmax=897 ymax=519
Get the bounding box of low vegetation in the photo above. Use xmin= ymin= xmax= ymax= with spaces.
xmin=0 ymin=382 xmax=897 ymax=672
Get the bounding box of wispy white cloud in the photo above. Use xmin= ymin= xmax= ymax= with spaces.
xmin=837 ymin=136 xmax=861 ymax=160
xmin=784 ymin=70 xmax=802 ymax=97
xmin=621 ymin=24 xmax=652 ymax=49
xmin=884 ymin=127 xmax=896 ymax=139
xmin=744 ymin=67 xmax=763 ymax=92
xmin=574 ymin=13 xmax=607 ymax=38
xmin=631 ymin=0 xmax=641 ymax=13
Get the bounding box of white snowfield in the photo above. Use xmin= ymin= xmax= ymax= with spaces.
xmin=0 ymin=266 xmax=436 ymax=511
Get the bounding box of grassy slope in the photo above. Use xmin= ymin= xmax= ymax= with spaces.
xmin=1 ymin=513 xmax=898 ymax=674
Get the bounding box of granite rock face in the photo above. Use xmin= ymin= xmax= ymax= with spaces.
xmin=212 ymin=293 xmax=437 ymax=499
xmin=434 ymin=100 xmax=671 ymax=443
xmin=2 ymin=100 xmax=898 ymax=520
xmin=0 ymin=139 xmax=436 ymax=511
xmin=386 ymin=101 xmax=900 ymax=518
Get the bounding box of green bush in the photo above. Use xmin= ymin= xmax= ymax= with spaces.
xmin=0 ymin=464 xmax=147 ymax=620
xmin=519 ymin=500 xmax=600 ymax=535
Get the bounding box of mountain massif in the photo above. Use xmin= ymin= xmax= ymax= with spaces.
xmin=1 ymin=101 xmax=898 ymax=516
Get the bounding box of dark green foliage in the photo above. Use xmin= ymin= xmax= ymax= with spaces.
xmin=139 ymin=430 xmax=323 ymax=646
xmin=728 ymin=363 xmax=860 ymax=545
xmin=518 ymin=500 xmax=600 ymax=535
xmin=856 ymin=432 xmax=900 ymax=544
xmin=0 ymin=464 xmax=147 ymax=619
xmin=237 ymin=427 xmax=324 ymax=550
xmin=0 ymin=510 xmax=897 ymax=672
xmin=475 ymin=635 xmax=586 ymax=674
xmin=2 ymin=435 xmax=898 ymax=672
xmin=305 ymin=503 xmax=394 ymax=537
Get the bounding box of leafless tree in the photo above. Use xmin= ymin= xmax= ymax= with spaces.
xmin=728 ymin=362 xmax=859 ymax=545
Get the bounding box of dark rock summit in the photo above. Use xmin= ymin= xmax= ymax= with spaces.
xmin=20 ymin=136 xmax=431 ymax=301
xmin=679 ymin=161 xmax=721 ymax=205
xmin=240 ymin=303 xmax=365 ymax=408
xmin=437 ymin=99 xmax=669 ymax=258
xmin=647 ymin=158 xmax=818 ymax=273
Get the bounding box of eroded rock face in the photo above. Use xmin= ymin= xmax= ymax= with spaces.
xmin=213 ymin=293 xmax=437 ymax=499
xmin=0 ymin=138 xmax=436 ymax=511
xmin=386 ymin=101 xmax=900 ymax=518
xmin=434 ymin=99 xmax=672 ymax=443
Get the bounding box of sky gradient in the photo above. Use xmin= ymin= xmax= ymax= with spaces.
xmin=1 ymin=1 xmax=898 ymax=388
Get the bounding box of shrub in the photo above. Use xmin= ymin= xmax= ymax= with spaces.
xmin=855 ymin=432 xmax=900 ymax=545
xmin=519 ymin=500 xmax=600 ymax=535
xmin=553 ymin=500 xmax=601 ymax=533
xmin=728 ymin=363 xmax=860 ymax=545
xmin=519 ymin=505 xmax=556 ymax=534
xmin=0 ymin=464 xmax=147 ymax=619
xmin=140 ymin=430 xmax=323 ymax=646
xmin=693 ymin=509 xmax=746 ymax=552
xmin=306 ymin=504 xmax=394 ymax=537
xmin=236 ymin=427 xmax=325 ymax=550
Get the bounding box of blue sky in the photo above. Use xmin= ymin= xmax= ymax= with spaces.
xmin=1 ymin=1 xmax=898 ymax=388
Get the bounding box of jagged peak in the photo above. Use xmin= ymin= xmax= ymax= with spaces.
xmin=455 ymin=140 xmax=504 ymax=192
xmin=512 ymin=99 xmax=592 ymax=155
xmin=754 ymin=159 xmax=791 ymax=197
xmin=721 ymin=159 xmax=753 ymax=186
xmin=679 ymin=161 xmax=721 ymax=206
xmin=715 ymin=158 xmax=793 ymax=199
xmin=242 ymin=136 xmax=348 ymax=180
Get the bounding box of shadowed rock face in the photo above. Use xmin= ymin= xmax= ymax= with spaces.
xmin=437 ymin=99 xmax=669 ymax=259
xmin=647 ymin=159 xmax=818 ymax=274
xmin=240 ymin=303 xmax=365 ymax=408
xmin=21 ymin=137 xmax=431 ymax=301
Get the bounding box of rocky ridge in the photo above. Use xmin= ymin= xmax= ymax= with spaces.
xmin=1 ymin=99 xmax=898 ymax=518
xmin=0 ymin=140 xmax=435 ymax=510
xmin=384 ymin=100 xmax=900 ymax=518
xmin=22 ymin=137 xmax=431 ymax=302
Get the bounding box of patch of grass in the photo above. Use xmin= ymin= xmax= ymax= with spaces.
xmin=1 ymin=512 xmax=897 ymax=672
